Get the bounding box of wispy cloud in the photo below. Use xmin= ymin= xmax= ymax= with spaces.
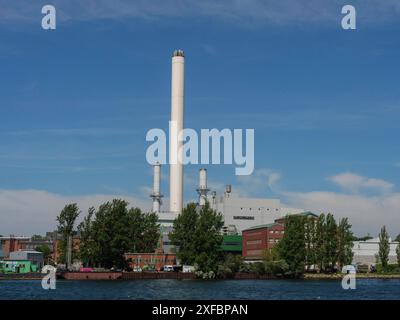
xmin=328 ymin=172 xmax=394 ymax=194
xmin=236 ymin=168 xmax=281 ymax=196
xmin=5 ymin=127 xmax=139 ymax=137
xmin=0 ymin=189 xmax=149 ymax=235
xmin=2 ymin=0 xmax=400 ymax=27
xmin=0 ymin=163 xmax=124 ymax=173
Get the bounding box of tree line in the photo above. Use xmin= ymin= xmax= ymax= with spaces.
xmin=275 ymin=213 xmax=354 ymax=276
xmin=53 ymin=199 xmax=399 ymax=276
xmin=56 ymin=199 xmax=160 ymax=269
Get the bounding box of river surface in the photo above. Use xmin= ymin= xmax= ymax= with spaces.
xmin=0 ymin=279 xmax=399 ymax=300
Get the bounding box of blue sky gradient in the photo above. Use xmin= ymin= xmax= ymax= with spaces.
xmin=0 ymin=0 xmax=399 ymax=235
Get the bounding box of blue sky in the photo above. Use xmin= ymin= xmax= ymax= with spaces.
xmin=0 ymin=0 xmax=399 ymax=236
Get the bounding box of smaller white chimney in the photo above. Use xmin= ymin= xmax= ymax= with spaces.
xmin=150 ymin=162 xmax=163 ymax=213
xmin=197 ymin=168 xmax=210 ymax=206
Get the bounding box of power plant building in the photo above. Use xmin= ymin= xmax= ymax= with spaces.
xmin=153 ymin=50 xmax=310 ymax=251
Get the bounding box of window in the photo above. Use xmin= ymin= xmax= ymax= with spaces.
xmin=246 ymin=240 xmax=262 ymax=245
xmin=247 ymin=249 xmax=262 ymax=256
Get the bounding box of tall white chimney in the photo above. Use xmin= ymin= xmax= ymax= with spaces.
xmin=197 ymin=168 xmax=209 ymax=206
xmin=169 ymin=50 xmax=185 ymax=214
xmin=150 ymin=162 xmax=163 ymax=213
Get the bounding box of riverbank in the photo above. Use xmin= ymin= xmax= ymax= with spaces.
xmin=0 ymin=273 xmax=43 ymax=280
xmin=2 ymin=271 xmax=400 ymax=281
xmin=304 ymin=273 xmax=400 ymax=280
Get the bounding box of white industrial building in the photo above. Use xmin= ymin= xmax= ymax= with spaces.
xmin=150 ymin=49 xmax=308 ymax=237
xmin=352 ymin=238 xmax=399 ymax=266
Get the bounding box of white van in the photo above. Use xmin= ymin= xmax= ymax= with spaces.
xmin=163 ymin=265 xmax=174 ymax=272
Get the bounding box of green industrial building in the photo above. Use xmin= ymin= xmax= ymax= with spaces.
xmin=0 ymin=260 xmax=39 ymax=274
xmin=220 ymin=235 xmax=242 ymax=254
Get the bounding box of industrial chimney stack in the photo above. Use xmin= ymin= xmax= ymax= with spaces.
xmin=169 ymin=50 xmax=185 ymax=214
xmin=197 ymin=168 xmax=210 ymax=206
xmin=150 ymin=162 xmax=163 ymax=213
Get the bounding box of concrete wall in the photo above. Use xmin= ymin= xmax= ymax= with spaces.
xmin=352 ymin=239 xmax=399 ymax=265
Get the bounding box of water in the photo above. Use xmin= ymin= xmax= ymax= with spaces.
xmin=0 ymin=279 xmax=399 ymax=300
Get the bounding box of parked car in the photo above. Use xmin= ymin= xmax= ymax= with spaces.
xmin=163 ymin=265 xmax=174 ymax=272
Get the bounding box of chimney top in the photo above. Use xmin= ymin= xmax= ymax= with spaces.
xmin=173 ymin=49 xmax=185 ymax=57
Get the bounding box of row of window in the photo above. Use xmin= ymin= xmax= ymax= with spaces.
xmin=246 ymin=240 xmax=262 ymax=245
xmin=269 ymin=230 xmax=284 ymax=234
xmin=129 ymin=258 xmax=175 ymax=263
xmin=240 ymin=208 xmax=279 ymax=211
xmin=246 ymin=249 xmax=263 ymax=256
xmin=246 ymin=237 xmax=282 ymax=245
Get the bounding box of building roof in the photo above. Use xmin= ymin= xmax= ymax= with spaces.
xmin=275 ymin=211 xmax=319 ymax=221
xmin=242 ymin=222 xmax=282 ymax=232
xmin=298 ymin=211 xmax=319 ymax=218
xmin=10 ymin=250 xmax=43 ymax=255
xmin=0 ymin=236 xmax=30 ymax=240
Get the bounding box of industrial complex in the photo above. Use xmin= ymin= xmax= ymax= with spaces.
xmin=1 ymin=50 xmax=399 ymax=275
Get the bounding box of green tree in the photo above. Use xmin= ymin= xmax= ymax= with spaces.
xmin=127 ymin=207 xmax=160 ymax=252
xmin=35 ymin=245 xmax=51 ymax=264
xmin=276 ymin=215 xmax=306 ymax=277
xmin=337 ymin=217 xmax=354 ymax=269
xmin=378 ymin=225 xmax=390 ymax=270
xmin=262 ymin=245 xmax=280 ymax=262
xmin=304 ymin=217 xmax=316 ymax=270
xmin=56 ymin=203 xmax=80 ymax=264
xmin=314 ymin=213 xmax=326 ymax=271
xmin=169 ymin=203 xmax=198 ymax=265
xmin=78 ymin=199 xmax=160 ymax=269
xmin=77 ymin=207 xmax=95 ymax=267
xmin=395 ymin=234 xmax=400 ymax=243
xmin=323 ymin=213 xmax=338 ymax=272
xmin=396 ymin=243 xmax=400 ymax=267
xmin=217 ymin=254 xmax=243 ymax=278
xmin=31 ymin=234 xmax=45 ymax=241
xmin=170 ymin=202 xmax=224 ymax=273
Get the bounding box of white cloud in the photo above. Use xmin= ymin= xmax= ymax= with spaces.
xmin=1 ymin=170 xmax=399 ymax=237
xmin=236 ymin=168 xmax=281 ymax=197
xmin=0 ymin=189 xmax=149 ymax=236
xmin=282 ymin=190 xmax=400 ymax=237
xmin=328 ymin=172 xmax=394 ymax=194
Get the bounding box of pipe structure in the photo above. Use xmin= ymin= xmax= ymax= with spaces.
xmin=150 ymin=162 xmax=163 ymax=213
xmin=169 ymin=49 xmax=185 ymax=213
xmin=197 ymin=168 xmax=210 ymax=206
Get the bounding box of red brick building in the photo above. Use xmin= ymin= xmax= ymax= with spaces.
xmin=0 ymin=236 xmax=30 ymax=258
xmin=242 ymin=223 xmax=285 ymax=261
xmin=124 ymin=253 xmax=176 ymax=271
xmin=242 ymin=212 xmax=319 ymax=261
